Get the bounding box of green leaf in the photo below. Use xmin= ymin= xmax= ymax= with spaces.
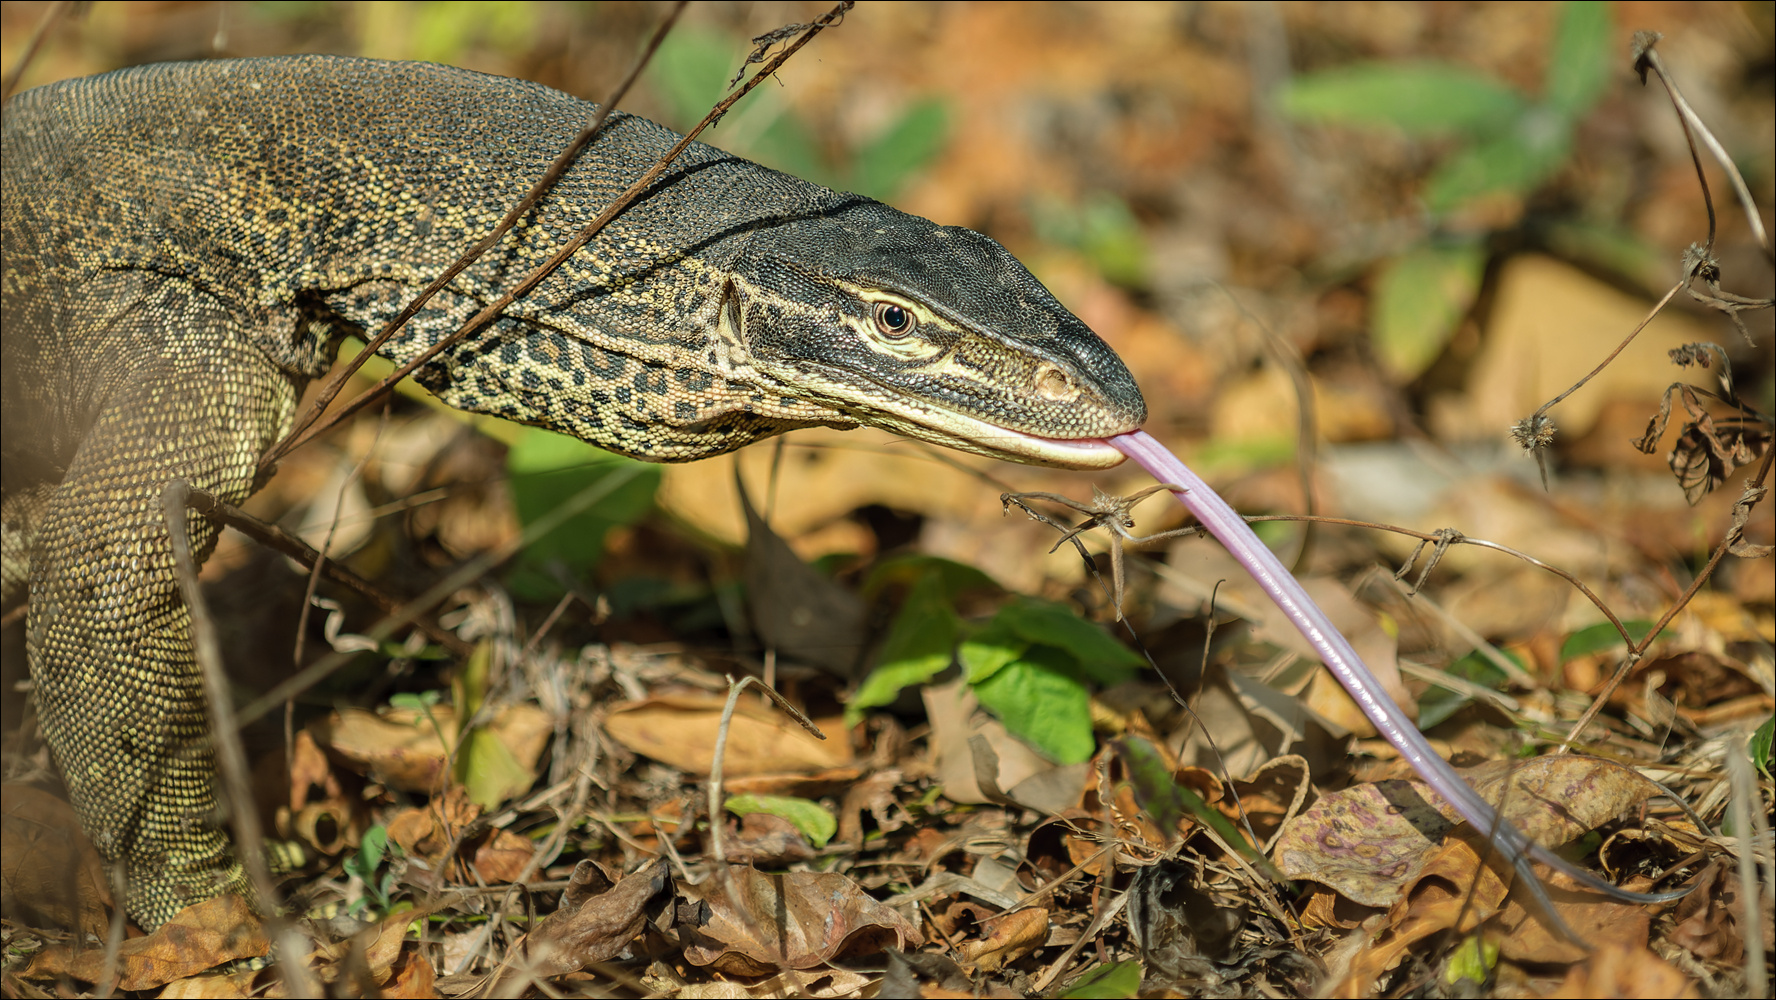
xmin=1279 ymin=63 xmax=1527 ymax=136
xmin=505 ymin=428 xmax=659 ymax=601
xmin=1371 ymin=242 xmax=1487 ymax=381
xmin=996 ymin=599 xmax=1142 ymax=685
xmin=345 ymin=825 xmax=390 ymax=884
xmin=850 ymin=97 xmax=950 ymax=202
xmin=650 ymin=29 xmax=742 ymax=130
xmin=863 ymin=554 xmax=1000 ymax=602
xmin=1560 ymin=620 xmax=1666 ymax=662
xmin=1059 ymin=960 xmax=1143 ymax=998
xmin=973 ymin=647 xmax=1096 ymax=764
xmin=1443 ymin=934 xmax=1500 ymax=987
xmin=1030 ymin=193 xmax=1149 ymax=288
xmin=847 ymin=571 xmax=960 ymax=724
xmin=1547 ymin=2 xmax=1615 ymax=118
xmin=724 ymin=794 xmax=837 ymax=847
xmin=1423 ymin=117 xmax=1571 ymax=212
xmin=1748 ymin=715 xmax=1772 ymax=781
xmin=1115 ymin=737 xmax=1285 ymax=880
xmin=453 ymin=641 xmax=493 ymax=725
xmin=456 ymin=726 xmax=534 ymax=811
xmin=959 ymin=619 xmax=1027 ymax=685
xmin=1416 ymin=649 xmax=1520 ymax=730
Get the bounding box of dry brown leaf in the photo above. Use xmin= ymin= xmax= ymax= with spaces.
xmin=1274 ymin=777 xmax=1458 ymax=906
xmin=1536 ymin=939 xmax=1699 ymax=998
xmin=494 ymin=859 xmax=670 ymax=987
xmin=602 ymin=694 xmax=850 ymax=776
xmin=1 ymin=783 xmax=111 ymax=936
xmin=380 ymin=948 xmax=440 ymax=999
xmin=740 ymin=475 xmax=870 ymax=678
xmin=25 ymin=893 xmax=268 ymax=991
xmin=723 ymin=766 xmax=867 ymax=799
xmin=679 ymin=866 xmax=919 ymax=976
xmin=1493 ymin=872 xmax=1652 ymax=964
xmin=723 ymin=812 xmax=817 ymax=866
xmin=1331 ymin=830 xmax=1510 ymax=997
xmin=470 ymin=828 xmax=536 ymax=883
xmin=957 ymin=907 xmax=1050 ymax=972
xmin=1275 ymin=754 xmax=1668 ymax=906
xmin=1668 ymin=862 xmax=1751 ymax=968
xmin=313 ymin=705 xmax=455 ymax=793
xmin=310 ymin=702 xmax=552 ymax=795
xmin=157 ymin=969 xmax=264 ymax=998
xmin=382 ymin=786 xmax=534 ymax=884
xmin=923 ymin=678 xmax=1058 ymax=805
xmin=1457 ymin=255 xmax=1719 ymax=441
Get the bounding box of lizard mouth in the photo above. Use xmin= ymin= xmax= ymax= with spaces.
xmin=887 ymin=407 xmax=1130 ymax=469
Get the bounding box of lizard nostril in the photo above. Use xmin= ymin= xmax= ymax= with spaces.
xmin=1034 ymin=365 xmax=1077 ymax=403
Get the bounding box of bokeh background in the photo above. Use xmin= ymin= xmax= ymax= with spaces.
xmin=3 ymin=3 xmax=1772 ymax=992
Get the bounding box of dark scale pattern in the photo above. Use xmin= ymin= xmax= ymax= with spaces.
xmin=1 ymin=55 xmax=1146 ymax=928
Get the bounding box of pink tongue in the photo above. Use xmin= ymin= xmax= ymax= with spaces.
xmin=1103 ymin=430 xmax=1447 ymax=792
xmin=1099 ymin=429 xmax=1691 ymax=920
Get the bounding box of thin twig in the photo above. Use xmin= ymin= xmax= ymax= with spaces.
xmin=0 ymin=0 xmax=75 ymax=103
xmin=268 ymin=1 xmax=854 ymax=465
xmin=180 ymin=487 xmax=468 ymax=655
xmin=163 ymin=482 xmax=321 ymax=997
xmin=260 ymin=2 xmax=690 ymax=470
xmin=1635 ymin=34 xmax=1772 ymax=261
xmin=707 ymin=673 xmax=825 ymax=865
xmin=235 ymin=463 xmax=646 ymax=728
xmin=1560 ymin=448 xmax=1774 ymax=750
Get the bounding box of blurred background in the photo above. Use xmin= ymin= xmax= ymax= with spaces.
xmin=3 ymin=0 xmax=1770 ymax=721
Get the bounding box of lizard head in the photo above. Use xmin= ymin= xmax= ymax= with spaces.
xmin=729 ymin=199 xmax=1147 ymax=470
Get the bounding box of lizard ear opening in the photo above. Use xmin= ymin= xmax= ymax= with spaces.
xmin=721 ymin=277 xmax=745 ymax=343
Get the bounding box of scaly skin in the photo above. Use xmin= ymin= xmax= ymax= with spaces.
xmin=0 ymin=55 xmax=1145 ymax=927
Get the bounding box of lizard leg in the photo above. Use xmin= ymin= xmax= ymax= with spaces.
xmin=26 ymin=327 xmax=298 ymax=929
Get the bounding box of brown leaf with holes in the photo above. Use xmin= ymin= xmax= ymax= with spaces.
xmin=679 ymin=866 xmax=919 ymax=975
xmin=1668 ymin=862 xmax=1750 ymax=968
xmin=24 ymin=894 xmax=268 ymax=990
xmin=1 ymin=783 xmax=111 ymax=936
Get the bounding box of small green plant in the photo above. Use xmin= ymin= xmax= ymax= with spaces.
xmin=849 ymin=559 xmax=1141 ymax=765
xmin=1280 ymin=1 xmax=1620 ymax=380
xmin=505 ymin=427 xmax=660 ymax=601
xmin=648 ymin=28 xmax=950 ymax=202
xmin=343 ymin=824 xmax=401 ymax=916
xmin=724 ymin=794 xmax=837 ymax=847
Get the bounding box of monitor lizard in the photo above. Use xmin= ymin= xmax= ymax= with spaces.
xmin=1 ymin=55 xmax=1146 ymax=927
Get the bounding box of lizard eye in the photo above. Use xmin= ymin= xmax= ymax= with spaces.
xmin=873 ymin=302 xmax=916 ymax=338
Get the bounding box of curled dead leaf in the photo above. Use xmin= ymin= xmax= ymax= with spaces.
xmin=957 ymin=907 xmax=1049 ymax=972
xmin=492 ymin=859 xmax=670 ymax=989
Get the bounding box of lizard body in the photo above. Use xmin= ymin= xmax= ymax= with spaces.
xmin=1 ymin=55 xmax=1144 ymax=926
